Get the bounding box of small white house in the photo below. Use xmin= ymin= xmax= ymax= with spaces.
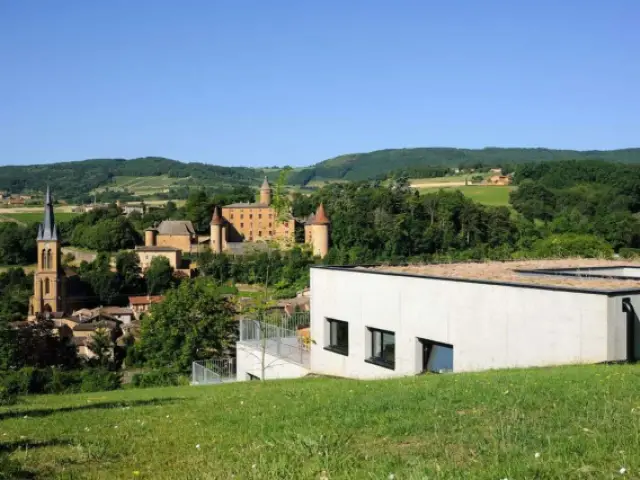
xmin=309 ymin=260 xmax=640 ymax=379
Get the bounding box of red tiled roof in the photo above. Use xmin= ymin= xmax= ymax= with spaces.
xmin=128 ymin=295 xmax=164 ymax=306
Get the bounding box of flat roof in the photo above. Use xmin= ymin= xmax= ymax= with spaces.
xmin=314 ymin=259 xmax=640 ymax=295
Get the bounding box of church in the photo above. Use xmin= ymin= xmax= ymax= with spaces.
xmin=28 ymin=188 xmax=124 ymax=357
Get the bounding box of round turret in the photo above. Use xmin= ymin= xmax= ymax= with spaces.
xmin=260 ymin=176 xmax=272 ymax=205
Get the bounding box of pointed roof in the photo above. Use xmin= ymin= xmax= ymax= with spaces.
xmin=210 ymin=206 xmax=224 ymax=225
xmin=261 ymin=176 xmax=271 ymax=190
xmin=312 ymin=203 xmax=330 ymax=225
xmin=37 ymin=186 xmax=58 ymax=241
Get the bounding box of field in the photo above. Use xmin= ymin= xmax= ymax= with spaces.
xmin=91 ymin=175 xmax=260 ymax=197
xmin=0 ymin=211 xmax=80 ymax=225
xmin=410 ymin=175 xmax=515 ymax=207
xmin=2 ymin=363 xmax=639 ymax=479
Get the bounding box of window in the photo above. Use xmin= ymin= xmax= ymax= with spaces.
xmin=230 ymin=214 xmax=234 ymax=220
xmin=249 ymin=214 xmax=253 ymax=219
xmin=44 ymin=278 xmax=50 ymax=294
xmin=268 ymin=231 xmax=273 ymax=236
xmin=258 ymin=231 xmax=262 ymax=237
xmin=240 ymin=214 xmax=244 ymax=219
xmin=367 ymin=328 xmax=395 ymax=369
xmin=325 ymin=318 xmax=348 ymax=355
xmin=283 ymin=222 xmax=289 ymax=228
xmin=258 ymin=214 xmax=262 ymax=219
xmin=269 ymin=214 xmax=272 ymax=219
xmin=240 ymin=223 xmax=244 ymax=228
xmin=269 ymin=222 xmax=272 ymax=228
xmin=418 ymin=338 xmax=453 ymax=373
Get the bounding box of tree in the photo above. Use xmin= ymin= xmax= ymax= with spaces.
xmin=88 ymin=326 xmax=114 ymax=369
xmin=115 ymin=251 xmax=142 ymax=293
xmin=184 ymin=190 xmax=213 ymax=233
xmin=138 ymin=278 xmax=237 ymax=371
xmin=79 ymin=253 xmax=120 ymax=305
xmin=145 ymin=256 xmax=174 ymax=294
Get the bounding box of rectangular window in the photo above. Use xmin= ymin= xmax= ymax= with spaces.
xmin=269 ymin=222 xmax=272 ymax=228
xmin=258 ymin=214 xmax=262 ymax=219
xmin=325 ymin=318 xmax=349 ymax=356
xmin=240 ymin=214 xmax=244 ymax=219
xmin=419 ymin=338 xmax=453 ymax=374
xmin=258 ymin=231 xmax=262 ymax=237
xmin=367 ymin=327 xmax=395 ymax=369
xmin=249 ymin=214 xmax=253 ymax=219
xmin=230 ymin=214 xmax=234 ymax=220
xmin=240 ymin=223 xmax=244 ymax=228
xmin=268 ymin=231 xmax=273 ymax=236
xmin=283 ymin=222 xmax=289 ymax=228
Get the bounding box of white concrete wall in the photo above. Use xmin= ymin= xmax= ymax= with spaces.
xmin=310 ymin=268 xmax=618 ymax=379
xmin=236 ymin=343 xmax=309 ymax=381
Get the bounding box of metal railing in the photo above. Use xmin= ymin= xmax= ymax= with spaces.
xmin=238 ymin=318 xmax=310 ymax=367
xmin=192 ymin=357 xmax=236 ymax=385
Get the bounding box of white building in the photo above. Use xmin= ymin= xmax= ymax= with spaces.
xmin=235 ymin=259 xmax=640 ymax=382
xmin=310 ymin=260 xmax=640 ymax=379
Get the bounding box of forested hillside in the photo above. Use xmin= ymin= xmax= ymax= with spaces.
xmin=287 ymin=147 xmax=640 ymax=185
xmin=0 ymin=157 xmax=262 ymax=202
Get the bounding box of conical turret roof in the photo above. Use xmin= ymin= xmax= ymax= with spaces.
xmin=261 ymin=176 xmax=271 ymax=190
xmin=210 ymin=206 xmax=224 ymax=225
xmin=312 ymin=203 xmax=330 ymax=225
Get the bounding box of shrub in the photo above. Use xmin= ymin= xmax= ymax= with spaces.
xmin=619 ymin=247 xmax=640 ymax=259
xmin=131 ymin=369 xmax=188 ymax=388
xmin=531 ymin=234 xmax=614 ymax=259
xmin=48 ymin=369 xmax=83 ymax=394
xmin=0 ymin=386 xmax=17 ymax=406
xmin=80 ymin=369 xmax=122 ymax=393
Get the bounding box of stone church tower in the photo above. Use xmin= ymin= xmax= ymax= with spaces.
xmin=31 ymin=187 xmax=65 ymax=315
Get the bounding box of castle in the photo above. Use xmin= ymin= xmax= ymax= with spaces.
xmin=144 ymin=177 xmax=331 ymax=257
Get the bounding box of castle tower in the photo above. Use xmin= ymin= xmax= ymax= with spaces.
xmin=32 ymin=187 xmax=64 ymax=314
xmin=260 ymin=177 xmax=272 ymax=205
xmin=311 ymin=203 xmax=330 ymax=258
xmin=210 ymin=206 xmax=224 ymax=254
xmin=144 ymin=227 xmax=157 ymax=247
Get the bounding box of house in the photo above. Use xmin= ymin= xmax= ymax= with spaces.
xmin=235 ymin=259 xmax=640 ymax=381
xmin=487 ymin=175 xmax=512 ymax=186
xmin=144 ymin=220 xmax=197 ymax=253
xmin=135 ymin=245 xmax=183 ymax=270
xmin=72 ymin=306 xmax=134 ymax=325
xmin=489 ymin=168 xmax=503 ymax=174
xmin=8 ymin=196 xmax=25 ymax=205
xmin=128 ymin=295 xmax=164 ymax=319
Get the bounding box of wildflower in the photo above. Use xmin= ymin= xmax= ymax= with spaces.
xmin=534 ymin=452 xmax=541 ymax=459
xmin=133 ymin=471 xmax=140 ymax=477
xmin=23 ymin=415 xmax=28 ymax=419
xmin=166 ymin=415 xmax=170 ymax=418
xmin=114 ymin=425 xmax=118 ymax=429
xmin=388 ymin=474 xmax=395 ymax=480
xmin=196 ymin=444 xmax=201 ymax=449
xmin=620 ymin=467 xmax=627 ymax=475
xmin=252 ymin=464 xmax=256 ymax=470
xmin=84 ymin=427 xmax=90 ymax=432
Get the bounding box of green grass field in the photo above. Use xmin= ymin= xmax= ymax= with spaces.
xmin=415 ymin=185 xmax=515 ymax=207
xmin=2 ymin=363 xmax=639 ymax=479
xmin=0 ymin=212 xmax=80 ymax=224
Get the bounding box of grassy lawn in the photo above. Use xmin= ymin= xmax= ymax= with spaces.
xmin=2 ymin=363 xmax=639 ymax=479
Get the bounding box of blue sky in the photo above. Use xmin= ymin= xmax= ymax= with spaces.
xmin=0 ymin=0 xmax=638 ymax=167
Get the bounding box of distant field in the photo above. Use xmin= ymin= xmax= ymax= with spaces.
xmin=91 ymin=175 xmax=261 ymax=196
xmin=411 ymin=174 xmax=515 ymax=206
xmin=0 ymin=211 xmax=80 ymax=224
xmin=2 ymin=364 xmax=640 ymax=478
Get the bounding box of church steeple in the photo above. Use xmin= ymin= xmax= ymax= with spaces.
xmin=37 ymin=186 xmax=58 ymax=241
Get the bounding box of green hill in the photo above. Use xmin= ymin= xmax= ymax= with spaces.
xmin=2 ymin=363 xmax=639 ymax=478
xmin=0 ymin=157 xmax=264 ymax=202
xmin=287 ymin=147 xmax=640 ymax=185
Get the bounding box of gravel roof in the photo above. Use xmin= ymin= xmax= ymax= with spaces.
xmin=358 ymin=259 xmax=640 ymax=292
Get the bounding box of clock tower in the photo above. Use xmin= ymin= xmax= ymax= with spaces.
xmin=31 ymin=187 xmax=65 ymax=315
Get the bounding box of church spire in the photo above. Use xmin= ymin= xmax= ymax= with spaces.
xmin=37 ymin=186 xmax=58 ymax=241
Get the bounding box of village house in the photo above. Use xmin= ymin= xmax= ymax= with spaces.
xmin=128 ymin=295 xmax=164 ymax=320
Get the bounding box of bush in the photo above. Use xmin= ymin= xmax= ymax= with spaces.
xmin=530 ymin=234 xmax=614 ymax=259
xmin=48 ymin=369 xmax=83 ymax=394
xmin=131 ymin=369 xmax=188 ymax=388
xmin=80 ymin=369 xmax=122 ymax=393
xmin=0 ymin=386 xmax=17 ymax=406
xmin=619 ymin=248 xmax=640 ymax=259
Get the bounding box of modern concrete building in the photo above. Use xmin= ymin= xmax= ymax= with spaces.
xmin=234 ymin=259 xmax=640 ymax=382
xmin=309 ymin=260 xmax=640 ymax=379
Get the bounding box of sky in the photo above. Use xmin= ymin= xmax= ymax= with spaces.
xmin=0 ymin=0 xmax=638 ymax=167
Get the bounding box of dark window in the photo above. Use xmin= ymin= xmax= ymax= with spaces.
xmin=367 ymin=327 xmax=395 ymax=369
xmin=419 ymin=338 xmax=453 ymax=373
xmin=283 ymin=221 xmax=289 ymax=228
xmin=240 ymin=223 xmax=244 ymax=228
xmin=258 ymin=214 xmax=262 ymax=219
xmin=268 ymin=231 xmax=273 ymax=236
xmin=258 ymin=231 xmax=262 ymax=237
xmin=249 ymin=214 xmax=253 ymax=219
xmin=325 ymin=318 xmax=348 ymax=355
xmin=230 ymin=214 xmax=234 ymax=220
xmin=240 ymin=214 xmax=244 ymax=219
xmin=269 ymin=222 xmax=272 ymax=228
